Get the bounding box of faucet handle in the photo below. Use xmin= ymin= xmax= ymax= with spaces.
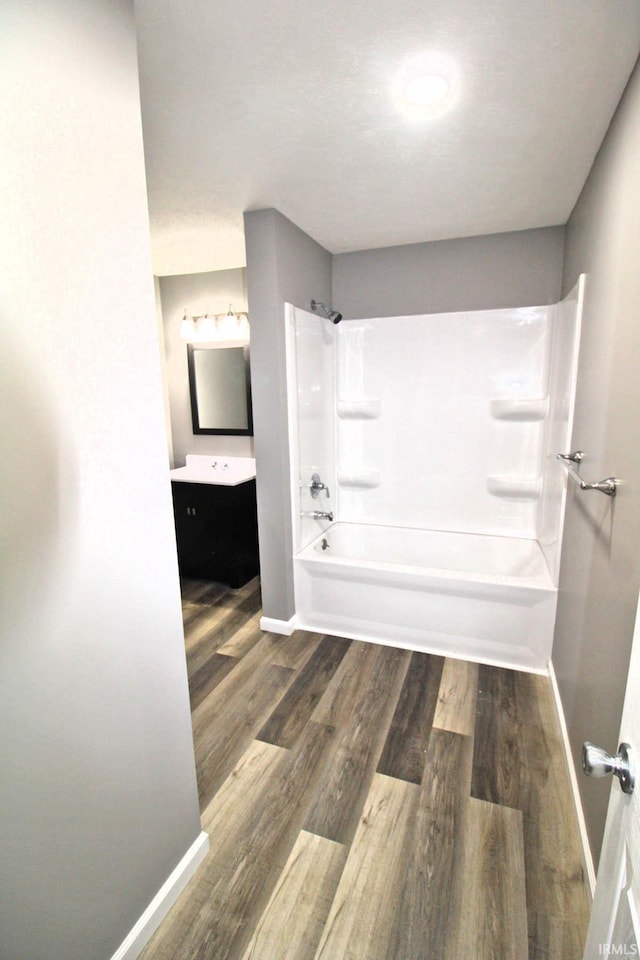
xmin=309 ymin=473 xmax=330 ymax=499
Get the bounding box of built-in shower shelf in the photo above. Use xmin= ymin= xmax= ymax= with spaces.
xmin=487 ymin=475 xmax=542 ymax=501
xmin=336 ymin=399 xmax=382 ymax=420
xmin=490 ymin=398 xmax=548 ymax=421
xmin=338 ymin=469 xmax=381 ymax=489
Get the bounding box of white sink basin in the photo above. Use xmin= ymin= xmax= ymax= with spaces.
xmin=169 ymin=455 xmax=256 ymax=486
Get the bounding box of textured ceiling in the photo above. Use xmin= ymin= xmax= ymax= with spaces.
xmin=135 ymin=0 xmax=640 ymax=276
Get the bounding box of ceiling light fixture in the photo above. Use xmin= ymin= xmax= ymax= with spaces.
xmin=404 ymin=73 xmax=449 ymax=108
xmin=393 ymin=52 xmax=458 ymax=121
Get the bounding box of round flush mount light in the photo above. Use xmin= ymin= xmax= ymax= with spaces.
xmin=393 ymin=52 xmax=458 ymax=120
xmin=404 ymin=74 xmax=450 ymax=107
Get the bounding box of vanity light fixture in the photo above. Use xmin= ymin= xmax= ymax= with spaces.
xmin=179 ymin=304 xmax=250 ymax=344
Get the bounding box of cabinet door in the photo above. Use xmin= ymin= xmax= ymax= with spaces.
xmin=195 ymin=481 xmax=258 ymax=586
xmin=171 ymin=480 xmax=259 ymax=587
xmin=170 ymin=483 xmax=213 ymax=578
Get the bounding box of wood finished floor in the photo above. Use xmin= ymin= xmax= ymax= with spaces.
xmin=140 ymin=577 xmax=590 ymax=960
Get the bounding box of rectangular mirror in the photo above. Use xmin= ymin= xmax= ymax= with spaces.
xmin=187 ymin=344 xmax=253 ymax=435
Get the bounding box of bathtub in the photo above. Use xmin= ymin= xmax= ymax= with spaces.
xmin=293 ymin=522 xmax=557 ymax=672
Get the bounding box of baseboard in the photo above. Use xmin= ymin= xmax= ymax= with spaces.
xmin=548 ymin=660 xmax=596 ymax=897
xmin=110 ymin=830 xmax=210 ymax=960
xmin=260 ymin=614 xmax=298 ymax=636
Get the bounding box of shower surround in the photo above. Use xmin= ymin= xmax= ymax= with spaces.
xmin=284 ymin=280 xmax=583 ymax=671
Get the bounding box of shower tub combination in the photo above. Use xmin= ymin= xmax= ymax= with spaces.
xmin=285 ymin=283 xmax=583 ymax=673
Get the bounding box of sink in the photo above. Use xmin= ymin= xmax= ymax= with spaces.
xmin=169 ymin=455 xmax=256 ymax=486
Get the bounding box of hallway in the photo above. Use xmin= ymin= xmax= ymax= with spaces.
xmin=141 ymin=578 xmax=590 ymax=960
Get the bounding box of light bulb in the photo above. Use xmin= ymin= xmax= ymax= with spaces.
xmin=198 ymin=314 xmax=217 ymax=340
xmin=180 ymin=312 xmax=197 ymax=341
xmin=403 ymin=74 xmax=449 ymax=107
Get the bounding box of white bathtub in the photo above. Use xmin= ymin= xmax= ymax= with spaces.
xmin=293 ymin=522 xmax=557 ymax=672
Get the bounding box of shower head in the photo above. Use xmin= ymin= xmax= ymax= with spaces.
xmin=311 ymin=299 xmax=343 ymax=324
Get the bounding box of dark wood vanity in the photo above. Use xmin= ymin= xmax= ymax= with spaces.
xmin=170 ymin=457 xmax=259 ymax=588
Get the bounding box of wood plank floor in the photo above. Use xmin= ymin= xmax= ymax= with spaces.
xmin=140 ymin=577 xmax=591 ymax=960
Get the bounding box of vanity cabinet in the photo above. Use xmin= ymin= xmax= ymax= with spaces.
xmin=171 ymin=478 xmax=259 ymax=588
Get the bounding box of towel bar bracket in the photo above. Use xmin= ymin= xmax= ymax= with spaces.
xmin=558 ymin=450 xmax=584 ymax=464
xmin=557 ymin=453 xmax=619 ymax=497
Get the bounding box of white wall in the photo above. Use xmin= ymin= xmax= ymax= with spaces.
xmin=554 ymin=54 xmax=640 ymax=866
xmin=158 ymin=268 xmax=253 ymax=466
xmin=0 ymin=3 xmax=202 ymax=958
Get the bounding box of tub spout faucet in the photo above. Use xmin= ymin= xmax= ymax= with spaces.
xmin=304 ymin=510 xmax=334 ymax=522
xmin=309 ymin=473 xmax=330 ymax=499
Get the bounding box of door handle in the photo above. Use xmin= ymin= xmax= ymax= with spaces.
xmin=582 ymin=741 xmax=635 ymax=794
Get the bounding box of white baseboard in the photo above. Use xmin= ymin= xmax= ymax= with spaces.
xmin=548 ymin=660 xmax=596 ymax=897
xmin=260 ymin=614 xmax=298 ymax=635
xmin=110 ymin=830 xmax=210 ymax=960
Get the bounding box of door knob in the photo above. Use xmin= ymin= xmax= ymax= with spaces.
xmin=582 ymin=741 xmax=635 ymax=794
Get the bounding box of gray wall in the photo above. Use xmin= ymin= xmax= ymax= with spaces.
xmin=244 ymin=209 xmax=332 ymax=621
xmin=333 ymin=226 xmax=565 ymax=318
xmin=158 ymin=268 xmax=253 ymax=466
xmin=554 ymin=56 xmax=640 ymax=866
xmin=0 ymin=3 xmax=202 ymax=958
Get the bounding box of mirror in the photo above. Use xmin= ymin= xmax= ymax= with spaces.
xmin=187 ymin=344 xmax=253 ymax=435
